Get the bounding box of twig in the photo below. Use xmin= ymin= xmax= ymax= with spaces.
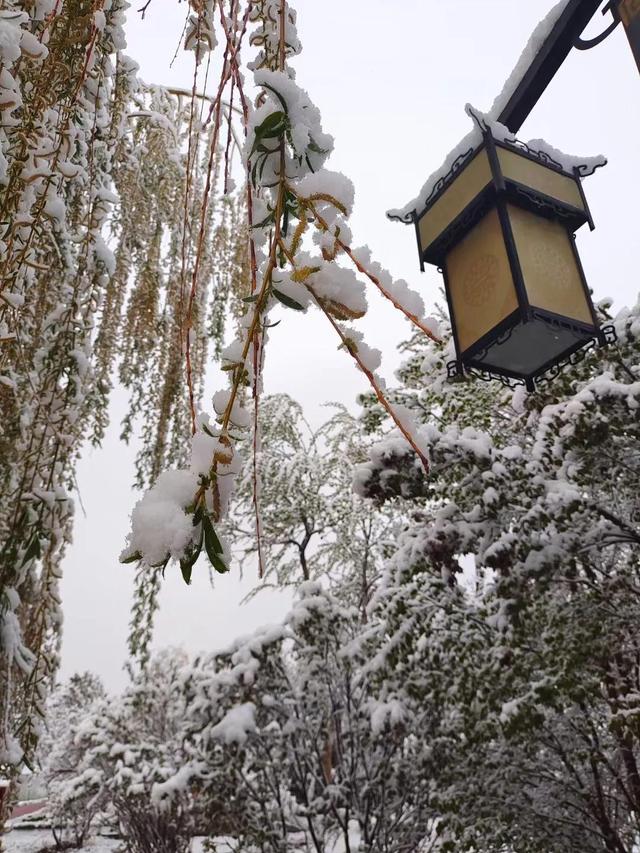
xmin=306 ymin=199 xmax=443 ymax=345
xmin=165 ymin=88 xmax=243 ymax=113
xmin=315 ymin=301 xmax=430 ymax=474
xmin=275 ymin=237 xmax=431 ymax=474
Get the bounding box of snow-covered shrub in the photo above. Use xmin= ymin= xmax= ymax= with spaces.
xmin=357 ymin=297 xmax=640 ymax=852
xmin=155 ymin=583 xmax=438 ymax=852
xmin=64 ymin=652 xmax=203 ymax=853
xmin=40 ymin=673 xmax=106 ymax=849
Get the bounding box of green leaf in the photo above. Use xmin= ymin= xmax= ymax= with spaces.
xmin=180 ymin=526 xmax=204 ymax=585
xmin=273 ymin=289 xmax=305 ymax=311
xmin=258 ymin=153 xmax=269 ymax=183
xmin=256 ymin=110 xmax=287 ymax=138
xmin=120 ymin=550 xmax=142 ymax=565
xmin=250 ymin=111 xmax=287 ymax=156
xmin=180 ymin=560 xmax=193 ymax=585
xmin=308 ymin=138 xmax=330 ymax=155
xmin=203 ymin=515 xmax=229 ymax=574
xmin=210 ymin=551 xmax=229 ymax=575
xmin=242 ymin=294 xmax=259 ymax=303
xmin=261 ymin=84 xmax=289 ymax=113
xmin=253 ymin=213 xmax=275 ymax=229
xmin=21 ymin=533 xmax=41 ymax=567
xmin=202 ymin=513 xmax=223 ymax=554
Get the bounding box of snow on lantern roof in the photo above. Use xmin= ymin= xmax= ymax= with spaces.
xmin=387 ymin=0 xmax=606 ymax=224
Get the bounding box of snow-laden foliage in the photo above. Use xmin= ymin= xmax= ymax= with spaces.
xmin=121 ymin=0 xmax=440 ymax=595
xmin=5 ymin=2 xmax=640 ymax=849
xmin=60 ymin=652 xmax=204 ymax=853
xmin=165 ymin=583 xmax=440 ymax=852
xmin=0 ymin=0 xmax=247 ymax=777
xmin=225 ymin=394 xmax=396 ymax=609
xmin=66 ymin=590 xmax=440 ymax=853
xmin=355 ymin=296 xmax=640 ymax=851
xmin=60 ymin=294 xmax=640 ymax=852
xmin=39 ymin=673 xmax=106 ymax=848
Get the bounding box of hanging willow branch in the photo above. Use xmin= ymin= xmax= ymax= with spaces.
xmin=0 ymin=0 xmax=246 ymax=778
xmin=122 ymin=0 xmax=441 ymax=648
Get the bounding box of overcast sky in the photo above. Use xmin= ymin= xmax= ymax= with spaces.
xmin=59 ymin=0 xmax=640 ymax=691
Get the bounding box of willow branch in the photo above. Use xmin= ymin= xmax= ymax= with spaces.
xmin=306 ymin=199 xmax=443 ymax=345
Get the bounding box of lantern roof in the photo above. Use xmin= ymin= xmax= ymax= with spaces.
xmin=388 ymin=0 xmax=611 ymax=226
xmin=387 ymin=107 xmax=606 ymax=227
xmin=411 ymin=113 xmax=606 ymax=272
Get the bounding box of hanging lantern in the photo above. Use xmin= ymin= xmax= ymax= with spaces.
xmin=413 ymin=128 xmax=613 ymax=390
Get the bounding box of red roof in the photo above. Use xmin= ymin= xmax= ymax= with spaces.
xmin=11 ymin=800 xmax=47 ymax=819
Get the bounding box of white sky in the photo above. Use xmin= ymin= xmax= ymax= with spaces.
xmin=59 ymin=0 xmax=640 ymax=690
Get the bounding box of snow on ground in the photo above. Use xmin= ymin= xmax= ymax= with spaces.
xmin=3 ymin=830 xmax=217 ymax=852
xmin=4 ymin=830 xmax=119 ymax=851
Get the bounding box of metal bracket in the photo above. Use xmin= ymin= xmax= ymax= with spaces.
xmin=574 ymin=19 xmax=620 ymax=49
xmin=597 ymin=323 xmax=618 ymax=346
xmin=574 ymin=0 xmax=621 ymax=48
xmin=497 ymin=0 xmax=617 ymax=132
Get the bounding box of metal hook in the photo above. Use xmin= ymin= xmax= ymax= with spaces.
xmin=574 ymin=0 xmax=621 ymax=49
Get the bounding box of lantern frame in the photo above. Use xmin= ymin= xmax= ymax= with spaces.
xmin=412 ymin=129 xmax=613 ymax=391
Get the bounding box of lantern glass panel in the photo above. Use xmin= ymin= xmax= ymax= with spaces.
xmin=418 ymin=149 xmax=492 ymax=254
xmin=477 ymin=319 xmax=590 ymax=375
xmin=497 ymin=147 xmax=586 ymax=212
xmin=508 ymin=205 xmax=593 ymax=324
xmin=445 ymin=208 xmax=518 ymax=352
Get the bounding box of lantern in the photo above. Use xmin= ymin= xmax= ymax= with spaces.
xmin=414 ymin=129 xmax=612 ymax=390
